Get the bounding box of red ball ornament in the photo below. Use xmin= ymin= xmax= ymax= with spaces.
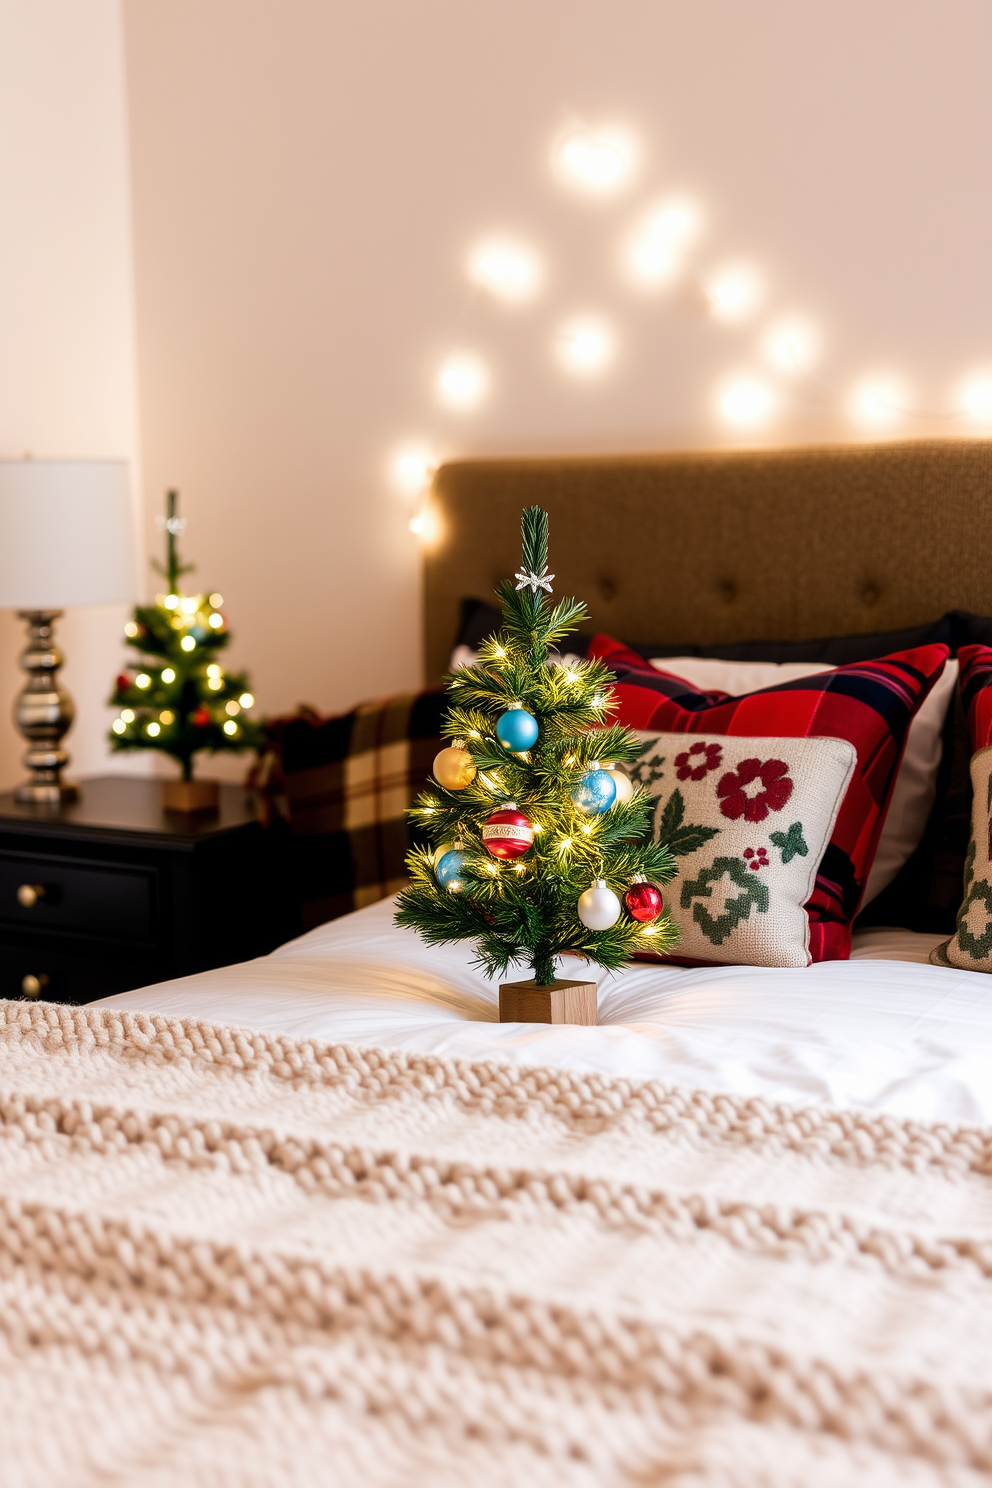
xmin=116 ymin=674 xmax=131 ymax=691
xmin=482 ymin=802 xmax=534 ymax=859
xmin=624 ymin=878 xmax=664 ymax=922
xmin=192 ymin=707 xmax=211 ymax=727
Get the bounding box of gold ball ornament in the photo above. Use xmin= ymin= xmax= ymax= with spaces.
xmin=604 ymin=764 xmax=634 ymax=804
xmin=433 ymin=742 xmax=476 ymax=791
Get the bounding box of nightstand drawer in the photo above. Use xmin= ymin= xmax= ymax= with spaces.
xmin=0 ymin=943 xmax=163 ymax=1004
xmin=0 ymin=852 xmax=156 ymax=943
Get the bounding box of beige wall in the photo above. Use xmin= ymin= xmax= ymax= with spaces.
xmin=6 ymin=1 xmax=988 ymax=783
xmin=122 ymin=0 xmax=992 ymax=723
xmin=0 ymin=0 xmax=139 ymax=790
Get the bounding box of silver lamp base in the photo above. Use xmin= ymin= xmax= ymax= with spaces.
xmin=13 ymin=610 xmax=79 ymax=804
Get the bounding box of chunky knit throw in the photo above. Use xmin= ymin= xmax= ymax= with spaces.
xmin=1 ymin=1001 xmax=990 ymax=1487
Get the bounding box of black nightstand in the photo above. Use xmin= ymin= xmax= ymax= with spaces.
xmin=0 ymin=776 xmax=299 ymax=1004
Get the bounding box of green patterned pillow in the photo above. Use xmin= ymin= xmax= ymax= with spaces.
xmin=931 ymin=744 xmax=992 ymax=970
xmin=632 ymin=731 xmax=856 ymax=968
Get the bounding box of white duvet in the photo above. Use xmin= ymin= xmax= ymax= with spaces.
xmin=96 ymin=897 xmax=992 ymax=1126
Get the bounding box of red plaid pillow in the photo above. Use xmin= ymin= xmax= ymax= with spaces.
xmin=958 ymin=644 xmax=992 ymax=748
xmin=592 ymin=638 xmax=950 ymax=961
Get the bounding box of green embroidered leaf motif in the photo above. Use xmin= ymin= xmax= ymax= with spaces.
xmin=666 ymin=824 xmax=722 ymax=856
xmin=769 ymin=821 xmax=808 ymax=865
xmin=658 ymin=787 xmax=684 ymax=839
xmin=631 ymin=740 xmax=667 ymax=788
xmin=679 ymin=855 xmax=770 ymax=945
xmin=955 ymin=873 xmax=992 ymax=960
xmin=655 ymin=788 xmax=720 ymax=857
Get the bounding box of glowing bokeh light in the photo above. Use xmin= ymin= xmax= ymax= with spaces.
xmin=554 ymin=127 xmax=636 ymax=195
xmin=555 ymin=317 xmax=616 ymax=375
xmin=437 ymin=354 xmax=488 ymax=409
xmin=468 ymin=239 xmax=541 ymax=302
xmin=850 ymin=378 xmax=906 ymax=428
xmin=719 ymin=378 xmax=775 ymax=426
xmin=764 ymin=318 xmax=819 ymax=373
xmin=706 ymin=266 xmax=762 ymax=322
xmin=408 ymin=501 xmax=441 ymax=544
xmin=392 ymin=446 xmax=435 ymax=494
xmin=961 ymin=377 xmax=992 ymax=423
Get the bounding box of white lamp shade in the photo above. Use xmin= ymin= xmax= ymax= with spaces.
xmin=0 ymin=460 xmax=136 ymax=609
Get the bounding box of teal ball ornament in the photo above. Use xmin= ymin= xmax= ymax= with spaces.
xmin=496 ymin=707 xmax=539 ymax=752
xmin=436 ymin=849 xmax=468 ymax=892
xmin=571 ymin=764 xmax=617 ymax=815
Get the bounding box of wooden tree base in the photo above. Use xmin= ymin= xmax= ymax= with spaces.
xmin=162 ymin=779 xmax=220 ymax=813
xmin=499 ymin=978 xmax=598 ymax=1025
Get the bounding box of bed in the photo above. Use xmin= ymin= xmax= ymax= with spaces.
xmin=6 ymin=438 xmax=992 ymax=1485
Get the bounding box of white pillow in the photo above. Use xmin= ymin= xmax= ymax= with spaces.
xmin=650 ymin=656 xmax=959 ymax=908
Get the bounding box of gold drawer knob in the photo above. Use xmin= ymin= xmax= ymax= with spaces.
xmin=21 ymin=974 xmax=49 ymax=999
xmin=17 ymin=883 xmax=45 ymax=908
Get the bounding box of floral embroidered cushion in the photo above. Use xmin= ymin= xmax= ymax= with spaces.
xmin=931 ymin=644 xmax=992 ymax=971
xmin=631 ymin=731 xmax=856 ymax=968
xmin=600 ymin=643 xmax=950 ymax=962
xmin=634 ymin=653 xmax=959 ymax=911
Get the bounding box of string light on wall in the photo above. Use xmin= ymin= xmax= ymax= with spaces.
xmin=719 ymin=378 xmax=776 ymax=427
xmin=623 ymin=199 xmax=701 ymax=288
xmin=555 ymin=316 xmax=616 ymax=376
xmin=764 ymin=319 xmax=819 ymax=374
xmin=392 ymin=446 xmax=436 ymax=495
xmin=705 ymin=265 xmax=763 ymax=322
xmin=554 ymin=126 xmax=637 ymax=196
xmin=850 ymin=378 xmax=908 ymax=429
xmin=397 ymin=114 xmax=991 ymax=531
xmin=961 ymin=377 xmax=992 ymax=424
xmin=468 ymin=239 xmax=542 ymax=303
xmin=437 ymin=353 xmax=489 ymax=409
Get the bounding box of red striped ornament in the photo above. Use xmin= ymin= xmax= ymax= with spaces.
xmin=482 ymin=802 xmax=534 ymax=860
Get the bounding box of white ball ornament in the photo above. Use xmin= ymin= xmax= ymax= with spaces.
xmin=577 ymin=879 xmax=622 ymax=931
xmin=604 ymin=765 xmax=633 ymax=804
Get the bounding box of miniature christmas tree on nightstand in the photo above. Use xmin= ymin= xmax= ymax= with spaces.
xmin=395 ymin=506 xmax=678 ymax=1024
xmin=108 ymin=490 xmax=262 ymax=811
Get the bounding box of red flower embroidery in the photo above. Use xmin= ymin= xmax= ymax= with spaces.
xmin=743 ymin=847 xmax=769 ymax=871
xmin=717 ymin=759 xmax=793 ymax=822
xmin=675 ymin=740 xmax=723 ymax=782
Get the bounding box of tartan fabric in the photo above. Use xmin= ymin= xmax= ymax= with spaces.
xmin=595 ymin=641 xmax=950 ymax=961
xmin=266 ymin=690 xmax=444 ymax=928
xmin=959 ymin=643 xmax=992 ymax=749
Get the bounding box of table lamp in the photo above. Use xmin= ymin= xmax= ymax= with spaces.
xmin=0 ymin=460 xmax=136 ymax=803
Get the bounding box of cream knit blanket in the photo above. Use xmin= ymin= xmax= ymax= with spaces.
xmin=1 ymin=1002 xmax=990 ymax=1488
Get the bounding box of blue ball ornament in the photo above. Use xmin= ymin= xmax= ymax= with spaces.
xmin=496 ymin=707 xmax=539 ymax=752
xmin=436 ymin=848 xmax=468 ymax=892
xmin=571 ymin=765 xmax=617 ymax=815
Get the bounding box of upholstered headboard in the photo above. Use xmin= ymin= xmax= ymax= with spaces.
xmin=423 ymin=438 xmax=992 ymax=680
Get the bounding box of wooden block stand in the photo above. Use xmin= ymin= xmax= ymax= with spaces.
xmin=499 ymin=978 xmax=598 ymax=1025
xmin=161 ymin=779 xmax=220 ymax=814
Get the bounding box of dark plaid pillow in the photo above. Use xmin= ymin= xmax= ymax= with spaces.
xmin=602 ymin=644 xmax=950 ymax=960
xmin=268 ymin=689 xmax=444 ymax=929
xmin=959 ymin=643 xmax=992 ymax=748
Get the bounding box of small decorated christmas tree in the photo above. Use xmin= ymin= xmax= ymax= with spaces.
xmin=108 ymin=490 xmax=262 ymax=783
xmin=395 ymin=506 xmax=678 ymax=1021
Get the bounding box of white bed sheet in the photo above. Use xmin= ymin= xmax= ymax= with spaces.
xmin=94 ymin=898 xmax=992 ymax=1126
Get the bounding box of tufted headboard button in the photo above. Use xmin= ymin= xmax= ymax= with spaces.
xmin=718 ymin=579 xmax=737 ymax=605
xmin=862 ymin=582 xmax=880 ymax=607
xmin=598 ymin=577 xmax=617 ymax=602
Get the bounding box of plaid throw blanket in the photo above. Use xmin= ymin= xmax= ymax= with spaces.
xmin=261 ymin=690 xmax=444 ymax=927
